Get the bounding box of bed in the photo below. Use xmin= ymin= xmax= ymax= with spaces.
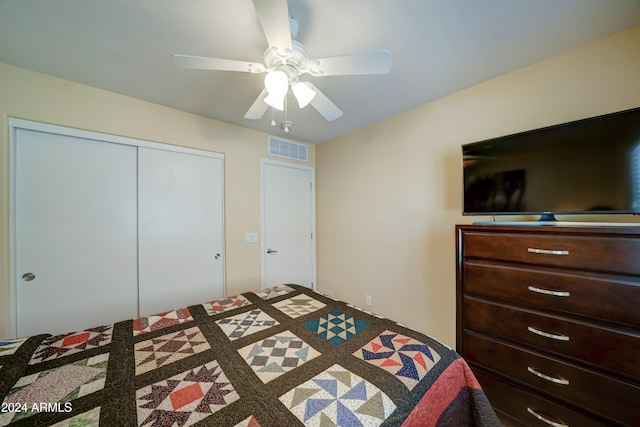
xmin=0 ymin=284 xmax=499 ymax=426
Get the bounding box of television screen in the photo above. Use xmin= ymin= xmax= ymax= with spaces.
xmin=462 ymin=107 xmax=640 ymax=216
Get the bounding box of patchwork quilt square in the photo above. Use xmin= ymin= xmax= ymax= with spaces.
xmin=216 ymin=309 xmax=279 ymax=341
xmin=134 ymin=326 xmax=211 ymax=375
xmin=203 ymin=295 xmax=251 ymax=316
xmin=29 ymin=325 xmax=113 ymax=364
xmin=133 ymin=307 xmax=193 ymax=337
xmin=353 ymin=330 xmax=441 ymax=390
xmin=0 ymin=337 xmax=29 ymax=356
xmin=304 ymin=310 xmax=370 ymax=345
xmin=280 ymin=364 xmax=396 ymax=427
xmin=237 ymin=331 xmax=321 ymax=383
xmin=272 ymin=296 xmax=326 ymax=318
xmin=254 ymin=285 xmax=295 ymax=300
xmin=0 ymin=353 xmax=108 ymax=425
xmin=136 ymin=360 xmax=239 ymax=427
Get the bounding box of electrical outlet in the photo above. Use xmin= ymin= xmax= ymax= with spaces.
xmin=365 ymin=295 xmax=372 ymax=306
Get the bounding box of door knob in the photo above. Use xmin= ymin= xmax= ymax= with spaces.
xmin=22 ymin=273 xmax=36 ymax=281
xmin=266 ymin=249 xmax=278 ymax=254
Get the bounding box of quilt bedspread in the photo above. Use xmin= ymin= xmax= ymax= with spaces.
xmin=0 ymin=285 xmax=499 ymax=426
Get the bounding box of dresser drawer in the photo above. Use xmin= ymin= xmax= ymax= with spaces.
xmin=463 ymin=231 xmax=640 ymax=275
xmin=463 ymin=297 xmax=640 ymax=381
xmin=473 ymin=369 xmax=610 ymax=427
xmin=464 ymin=261 xmax=640 ymax=328
xmin=464 ymin=332 xmax=640 ymax=426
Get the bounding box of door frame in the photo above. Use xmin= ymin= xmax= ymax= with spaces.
xmin=9 ymin=118 xmax=225 ymax=337
xmin=260 ymin=158 xmax=316 ymax=290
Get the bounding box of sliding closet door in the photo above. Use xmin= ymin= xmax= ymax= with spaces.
xmin=15 ymin=129 xmax=138 ymax=337
xmin=138 ymin=147 xmax=224 ymax=315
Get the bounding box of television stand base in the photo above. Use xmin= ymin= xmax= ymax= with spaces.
xmin=537 ymin=213 xmax=557 ymax=222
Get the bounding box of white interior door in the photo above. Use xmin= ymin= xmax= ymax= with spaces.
xmin=138 ymin=147 xmax=224 ymax=315
xmin=15 ymin=128 xmax=138 ymax=337
xmin=261 ymin=160 xmax=315 ymax=289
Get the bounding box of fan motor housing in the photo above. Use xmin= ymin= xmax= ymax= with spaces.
xmin=263 ymin=40 xmax=319 ymax=77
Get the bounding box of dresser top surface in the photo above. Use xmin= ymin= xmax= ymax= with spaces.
xmin=457 ymin=223 xmax=640 ymax=237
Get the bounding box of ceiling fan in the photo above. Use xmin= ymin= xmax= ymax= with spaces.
xmin=171 ymin=0 xmax=392 ymax=124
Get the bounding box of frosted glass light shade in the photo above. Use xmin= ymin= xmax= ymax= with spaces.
xmin=292 ymin=81 xmax=316 ymax=108
xmin=264 ymin=70 xmax=288 ymax=111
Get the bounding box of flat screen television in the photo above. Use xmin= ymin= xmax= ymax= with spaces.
xmin=462 ymin=106 xmax=640 ymax=220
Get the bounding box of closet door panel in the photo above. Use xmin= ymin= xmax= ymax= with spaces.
xmin=16 ymin=129 xmax=138 ymax=336
xmin=138 ymin=147 xmax=224 ymax=315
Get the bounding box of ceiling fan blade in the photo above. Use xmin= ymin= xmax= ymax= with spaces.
xmin=172 ymin=54 xmax=265 ymax=73
xmin=252 ymin=0 xmax=293 ymax=54
xmin=311 ymin=50 xmax=392 ymax=76
xmin=307 ymin=83 xmax=343 ymax=121
xmin=244 ymin=89 xmax=270 ymax=120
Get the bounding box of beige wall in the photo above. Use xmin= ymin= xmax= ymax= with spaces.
xmin=316 ymin=25 xmax=640 ymax=347
xmin=0 ymin=63 xmax=314 ymax=338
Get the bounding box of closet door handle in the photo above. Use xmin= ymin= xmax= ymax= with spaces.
xmin=22 ymin=272 xmax=36 ymax=282
xmin=527 ymin=407 xmax=568 ymax=427
xmin=528 ymin=247 xmax=569 ymax=256
xmin=528 ymin=286 xmax=570 ymax=297
xmin=527 ymin=367 xmax=570 ymax=385
xmin=266 ymin=248 xmax=278 ymax=254
xmin=528 ymin=326 xmax=570 ymax=341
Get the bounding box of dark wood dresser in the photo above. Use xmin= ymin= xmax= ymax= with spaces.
xmin=456 ymin=224 xmax=640 ymax=426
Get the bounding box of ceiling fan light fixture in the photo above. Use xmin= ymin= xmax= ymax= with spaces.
xmin=263 ymin=70 xmax=288 ymax=110
xmin=292 ymin=81 xmax=316 ymax=108
xmin=172 ymin=0 xmax=392 ymax=124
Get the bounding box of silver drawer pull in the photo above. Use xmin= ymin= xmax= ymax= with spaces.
xmin=527 ymin=407 xmax=568 ymax=427
xmin=528 ymin=326 xmax=570 ymax=341
xmin=527 ymin=367 xmax=570 ymax=385
xmin=528 ymin=247 xmax=569 ymax=256
xmin=528 ymin=286 xmax=570 ymax=297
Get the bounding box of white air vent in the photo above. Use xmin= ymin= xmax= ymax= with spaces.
xmin=268 ymin=136 xmax=308 ymax=162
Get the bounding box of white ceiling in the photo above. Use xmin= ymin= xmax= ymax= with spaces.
xmin=1 ymin=0 xmax=639 ymax=144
